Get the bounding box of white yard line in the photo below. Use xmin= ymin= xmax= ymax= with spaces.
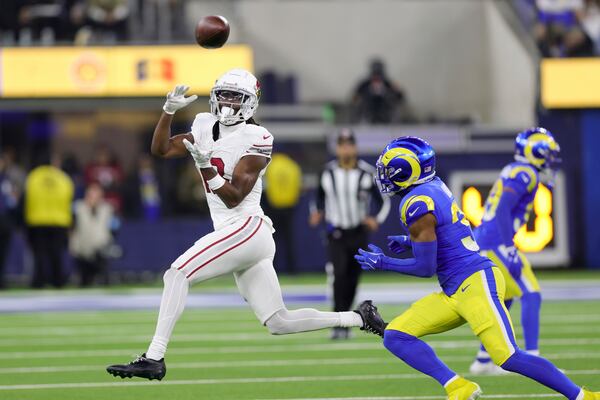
xmin=262 ymin=395 xmax=562 ymax=400
xmin=261 ymin=395 xmax=562 ymax=400
xmin=2 ymin=372 xmax=599 ymax=391
xmin=3 ymin=324 xmax=600 ymax=346
xmin=0 ymin=321 xmax=262 ymax=336
xmin=1 ymin=372 xmax=598 ymax=391
xmin=0 ymin=357 xmax=392 ymax=374
xmin=5 ymin=338 xmax=600 ymax=359
xmin=0 ymin=354 xmax=599 ymax=375
xmin=1 ymin=314 xmax=599 ymax=338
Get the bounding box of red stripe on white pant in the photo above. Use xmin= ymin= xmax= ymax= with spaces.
xmin=186 ymin=218 xmax=264 ymax=279
xmin=177 ymin=217 xmax=252 ymax=271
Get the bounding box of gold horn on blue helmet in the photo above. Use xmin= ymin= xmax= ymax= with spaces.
xmin=375 ymin=136 xmax=436 ymax=194
xmin=515 ymin=127 xmax=561 ymax=188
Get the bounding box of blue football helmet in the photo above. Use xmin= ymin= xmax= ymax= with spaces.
xmin=375 ymin=136 xmax=436 ymax=194
xmin=514 ymin=127 xmax=561 ymax=187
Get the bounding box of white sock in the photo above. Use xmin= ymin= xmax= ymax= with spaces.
xmin=266 ymin=308 xmax=361 ymax=334
xmin=576 ymin=389 xmax=585 ymax=400
xmin=146 ymin=268 xmax=189 ymax=360
xmin=527 ymin=349 xmax=540 ymax=356
xmin=339 ymin=311 xmax=364 ymax=328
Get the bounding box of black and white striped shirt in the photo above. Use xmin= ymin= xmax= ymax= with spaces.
xmin=312 ymin=159 xmax=390 ymax=230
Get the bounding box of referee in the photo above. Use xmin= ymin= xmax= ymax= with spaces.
xmin=309 ymin=129 xmax=390 ymax=339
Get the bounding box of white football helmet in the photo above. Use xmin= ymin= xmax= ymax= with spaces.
xmin=210 ymin=69 xmax=260 ymax=125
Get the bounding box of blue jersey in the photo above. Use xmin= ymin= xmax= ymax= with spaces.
xmin=474 ymin=162 xmax=539 ymax=250
xmin=399 ymin=177 xmax=493 ymax=295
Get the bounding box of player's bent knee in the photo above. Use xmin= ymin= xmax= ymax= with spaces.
xmin=487 ymin=347 xmax=518 ymax=367
xmin=500 ymin=349 xmax=528 ymax=371
xmin=383 ymin=330 xmax=416 ymax=357
xmin=164 ymin=268 xmax=190 ymax=285
xmin=264 ymin=309 xmax=290 ymax=335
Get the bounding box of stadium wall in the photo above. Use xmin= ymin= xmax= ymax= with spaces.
xmin=3 ymin=150 xmax=577 ymax=280
xmin=186 ymin=0 xmax=535 ymax=126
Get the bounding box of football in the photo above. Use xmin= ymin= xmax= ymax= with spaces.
xmin=195 ymin=15 xmax=230 ymax=49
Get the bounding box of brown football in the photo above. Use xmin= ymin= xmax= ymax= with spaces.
xmin=195 ymin=15 xmax=230 ymax=49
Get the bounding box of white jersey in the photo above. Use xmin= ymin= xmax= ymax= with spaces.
xmin=191 ymin=113 xmax=273 ymax=230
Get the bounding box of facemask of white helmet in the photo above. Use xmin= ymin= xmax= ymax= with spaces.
xmin=210 ymin=89 xmax=257 ymax=126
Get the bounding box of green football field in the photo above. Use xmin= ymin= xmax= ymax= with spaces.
xmin=0 ymin=292 xmax=599 ymax=400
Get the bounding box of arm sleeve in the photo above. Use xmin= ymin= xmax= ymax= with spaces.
xmin=380 ymin=241 xmax=437 ymax=278
xmin=495 ymin=189 xmax=521 ymax=246
xmin=401 ymin=195 xmax=436 ymax=226
xmin=370 ymin=183 xmax=391 ymax=223
xmin=243 ymin=129 xmax=273 ymax=159
xmin=505 ymin=167 xmax=538 ymax=195
xmin=310 ymin=171 xmax=325 ymax=213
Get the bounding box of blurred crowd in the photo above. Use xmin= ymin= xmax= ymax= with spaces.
xmin=0 ymin=143 xmax=168 ymax=289
xmin=0 ymin=139 xmax=306 ymax=289
xmin=517 ymin=0 xmax=600 ymax=57
xmin=0 ymin=0 xmax=186 ymax=45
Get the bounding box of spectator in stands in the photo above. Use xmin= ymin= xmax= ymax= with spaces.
xmin=24 ymin=154 xmax=74 ymax=288
xmin=138 ymin=0 xmax=187 ymax=42
xmin=0 ymin=155 xmax=22 ymax=289
xmin=581 ymin=0 xmax=600 ymax=54
xmin=1 ymin=148 xmax=26 ymax=200
xmin=352 ymin=59 xmax=405 ymax=124
xmin=124 ymin=155 xmax=161 ymax=221
xmin=534 ymin=0 xmax=594 ymax=56
xmin=61 ymin=153 xmax=85 ymax=199
xmin=71 ymin=0 xmax=130 ymax=43
xmin=70 ymin=183 xmax=114 ymax=287
xmin=0 ymin=0 xmax=20 ymax=43
xmin=263 ymin=153 xmax=303 ymax=274
xmin=15 ymin=0 xmax=72 ymax=44
xmin=175 ymin=162 xmax=209 ymax=216
xmin=85 ymin=145 xmax=124 ymax=214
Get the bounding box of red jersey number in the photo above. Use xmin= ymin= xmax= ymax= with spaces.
xmin=202 ymin=157 xmax=226 ymax=193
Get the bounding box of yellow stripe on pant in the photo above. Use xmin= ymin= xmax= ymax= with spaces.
xmin=387 ymin=267 xmax=518 ymax=365
xmin=482 ymin=249 xmax=541 ymax=300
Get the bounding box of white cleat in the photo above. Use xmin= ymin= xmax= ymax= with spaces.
xmin=469 ymin=360 xmax=510 ymax=375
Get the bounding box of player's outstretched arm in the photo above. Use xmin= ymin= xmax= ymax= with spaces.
xmin=354 ymin=214 xmax=438 ymax=278
xmin=151 ymin=85 xmax=197 ymax=159
xmin=151 ymin=114 xmax=194 ymax=158
xmin=200 ymin=155 xmax=268 ymax=209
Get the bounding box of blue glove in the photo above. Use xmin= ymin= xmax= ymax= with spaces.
xmin=497 ymin=244 xmax=523 ymax=279
xmin=387 ymin=235 xmax=412 ymax=254
xmin=354 ymin=244 xmax=385 ymax=271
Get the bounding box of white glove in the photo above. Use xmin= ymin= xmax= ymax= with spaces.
xmin=183 ymin=139 xmax=212 ymax=169
xmin=163 ymin=85 xmax=198 ymax=115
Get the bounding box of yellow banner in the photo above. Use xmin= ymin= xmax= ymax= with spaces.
xmin=0 ymin=45 xmax=253 ymax=98
xmin=541 ymin=58 xmax=600 ymax=108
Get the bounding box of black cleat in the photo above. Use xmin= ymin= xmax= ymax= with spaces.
xmin=354 ymin=300 xmax=387 ymax=337
xmin=106 ymin=353 xmax=166 ymax=381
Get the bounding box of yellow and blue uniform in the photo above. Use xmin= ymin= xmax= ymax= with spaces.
xmin=361 ymin=135 xmax=586 ymax=400
xmin=475 ymin=162 xmax=541 ymax=300
xmin=386 ymin=177 xmax=518 ymax=365
xmin=472 ymin=161 xmax=543 ymax=356
xmin=399 ymin=177 xmax=492 ymax=295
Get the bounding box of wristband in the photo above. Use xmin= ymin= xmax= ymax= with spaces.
xmin=207 ymin=174 xmax=226 ymax=191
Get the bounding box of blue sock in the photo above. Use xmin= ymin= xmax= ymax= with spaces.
xmin=502 ymin=350 xmax=581 ymax=400
xmin=384 ymin=330 xmax=456 ymax=386
xmin=477 ymin=298 xmax=514 ymax=363
xmin=521 ymin=292 xmax=541 ymax=352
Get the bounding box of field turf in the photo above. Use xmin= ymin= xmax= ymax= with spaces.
xmin=0 ymin=282 xmax=599 ymax=399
